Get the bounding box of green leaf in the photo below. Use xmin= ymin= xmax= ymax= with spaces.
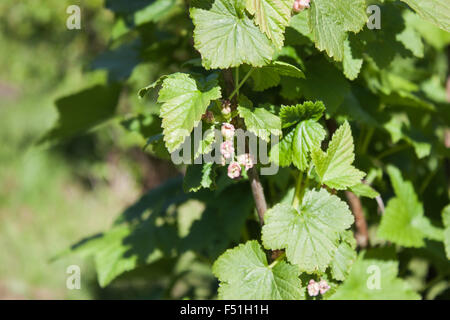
xmin=309 ymin=0 xmax=367 ymax=61
xmin=442 ymin=205 xmax=450 ymax=259
xmin=238 ymin=104 xmax=281 ymax=141
xmin=343 ymin=37 xmax=363 ymax=80
xmin=134 ymin=0 xmax=178 ymax=25
xmin=92 ymin=41 xmax=141 ymax=82
xmin=245 ymin=0 xmax=295 ymax=48
xmin=213 ymin=240 xmax=305 ymax=299
xmin=349 ymin=183 xmax=380 ymax=199
xmin=330 ymin=232 xmax=357 ymax=281
xmin=113 ymin=177 xmax=186 ymax=225
xmin=312 ymin=121 xmax=366 ymax=190
xmin=190 ymin=0 xmax=275 ymax=69
xmin=138 ymin=75 xmax=168 ymax=98
xmin=183 ymin=162 xmax=217 ymax=192
xmin=183 ymin=186 xmax=254 ymax=259
xmin=330 ymin=254 xmax=420 ymax=299
xmin=270 ymin=128 xmax=295 ymax=166
xmin=280 ymin=57 xmax=350 ymax=115
xmin=194 ymin=127 xmax=216 ymax=159
xmin=271 ymin=121 xmax=325 ymax=171
xmin=377 ymin=166 xmax=443 ymax=247
xmin=39 ymin=84 xmax=121 ymax=144
xmin=69 ymin=216 xmax=178 ymax=287
xmin=279 ymin=101 xmax=325 ymax=128
xmin=158 ymin=73 xmax=221 ymax=152
xmin=262 ymin=189 xmax=354 ymax=273
xmin=401 ymin=0 xmax=450 ymax=32
xmin=250 ymin=61 xmax=305 ymax=91
xmin=271 ymin=102 xmax=326 ymax=170
xmin=292 ymin=120 xmax=326 ymax=171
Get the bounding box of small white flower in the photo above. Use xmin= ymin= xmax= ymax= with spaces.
xmin=307 ymin=279 xmax=320 ymax=297
xmin=318 ymin=279 xmax=330 ymax=295
xmin=237 ymin=153 xmax=255 ymax=170
xmin=220 ymin=140 xmax=234 ymax=159
xmin=221 ymin=123 xmax=235 ymax=140
xmin=293 ymin=0 xmax=310 ymax=12
xmin=227 ymin=161 xmax=242 ymax=179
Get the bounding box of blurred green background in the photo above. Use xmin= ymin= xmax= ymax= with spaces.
xmin=0 ymin=0 xmax=159 ymax=299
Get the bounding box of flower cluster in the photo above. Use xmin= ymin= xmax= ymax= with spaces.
xmin=307 ymin=279 xmax=330 ymax=297
xmin=219 ymin=123 xmax=255 ymax=179
xmin=293 ymin=0 xmax=310 ymax=12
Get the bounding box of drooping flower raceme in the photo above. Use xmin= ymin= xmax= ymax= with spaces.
xmin=293 ymin=0 xmax=310 ymax=12
xmin=221 ymin=123 xmax=235 ymax=140
xmin=307 ymin=279 xmax=320 ymax=297
xmin=220 ymin=140 xmax=234 ymax=159
xmin=227 ymin=161 xmax=242 ymax=179
xmin=237 ymin=153 xmax=254 ymax=170
xmin=318 ymin=279 xmax=330 ymax=294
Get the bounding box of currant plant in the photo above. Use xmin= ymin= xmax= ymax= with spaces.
xmin=49 ymin=0 xmax=450 ymax=299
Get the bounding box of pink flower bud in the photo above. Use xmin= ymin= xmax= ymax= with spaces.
xmin=237 ymin=153 xmax=255 ymax=170
xmin=221 ymin=100 xmax=232 ymax=115
xmin=318 ymin=279 xmax=330 ymax=295
xmin=220 ymin=140 xmax=234 ymax=159
xmin=227 ymin=161 xmax=242 ymax=179
xmin=293 ymin=0 xmax=310 ymax=12
xmin=221 ymin=123 xmax=235 ymax=140
xmin=307 ymin=279 xmax=320 ymax=297
xmin=222 ymin=105 xmax=232 ymax=116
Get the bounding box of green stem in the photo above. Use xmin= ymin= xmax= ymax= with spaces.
xmin=234 ymin=67 xmax=239 ymax=97
xmin=376 ymin=143 xmax=410 ymax=160
xmin=361 ymin=127 xmax=374 ymax=155
xmin=228 ymin=68 xmax=254 ymax=100
xmin=292 ymin=172 xmax=307 ymax=208
xmin=268 ymin=252 xmax=286 ymax=269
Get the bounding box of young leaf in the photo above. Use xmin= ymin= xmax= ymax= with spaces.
xmin=401 ymin=0 xmax=450 ymax=32
xmin=262 ymin=189 xmax=354 ymax=273
xmin=349 ymin=183 xmax=380 ymax=199
xmin=377 ymin=166 xmax=444 ymax=247
xmin=292 ymin=120 xmax=326 ymax=171
xmin=190 ymin=0 xmax=275 ymax=69
xmin=270 ymin=128 xmax=295 ymax=166
xmin=245 ymin=0 xmax=295 ymax=49
xmin=271 ymin=102 xmax=325 ymax=170
xmin=312 ymin=121 xmax=366 ymax=190
xmin=442 ymin=205 xmax=450 ymax=259
xmin=183 ymin=162 xmax=217 ymax=192
xmin=309 ymin=0 xmax=367 ymax=61
xmin=238 ymin=105 xmax=282 ymax=141
xmin=158 ymin=73 xmax=221 ymax=152
xmin=330 ymin=254 xmax=420 ymax=299
xmin=213 ymin=240 xmax=305 ymax=299
xmin=250 ymin=61 xmax=305 ymax=91
xmin=279 ymin=101 xmax=325 ymax=129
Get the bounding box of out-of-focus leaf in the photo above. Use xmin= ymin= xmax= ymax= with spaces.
xmin=40 ymin=84 xmax=121 ymax=144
